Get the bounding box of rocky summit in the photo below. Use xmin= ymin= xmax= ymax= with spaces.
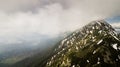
xmin=46 ymin=20 xmax=120 ymax=67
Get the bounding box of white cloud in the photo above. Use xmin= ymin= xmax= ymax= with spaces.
xmin=0 ymin=0 xmax=41 ymax=12
xmin=110 ymin=22 xmax=120 ymax=28
xmin=0 ymin=0 xmax=120 ymax=45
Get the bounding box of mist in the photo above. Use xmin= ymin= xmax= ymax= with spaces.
xmin=0 ymin=0 xmax=120 ymax=48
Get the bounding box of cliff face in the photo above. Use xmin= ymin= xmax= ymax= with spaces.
xmin=46 ymin=20 xmax=120 ymax=67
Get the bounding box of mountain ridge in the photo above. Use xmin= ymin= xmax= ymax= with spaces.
xmin=46 ymin=20 xmax=120 ymax=67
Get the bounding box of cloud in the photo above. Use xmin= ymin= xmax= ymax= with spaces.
xmin=110 ymin=22 xmax=120 ymax=28
xmin=0 ymin=0 xmax=120 ymax=45
xmin=0 ymin=0 xmax=41 ymax=12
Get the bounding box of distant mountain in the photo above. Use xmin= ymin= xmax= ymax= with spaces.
xmin=46 ymin=20 xmax=120 ymax=67
xmin=9 ymin=35 xmax=64 ymax=67
xmin=0 ymin=35 xmax=64 ymax=67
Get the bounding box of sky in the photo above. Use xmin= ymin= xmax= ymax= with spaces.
xmin=0 ymin=0 xmax=120 ymax=46
xmin=106 ymin=16 xmax=120 ymax=28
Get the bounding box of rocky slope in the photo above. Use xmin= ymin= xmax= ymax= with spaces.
xmin=46 ymin=20 xmax=120 ymax=67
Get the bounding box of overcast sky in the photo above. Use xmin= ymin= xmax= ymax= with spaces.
xmin=0 ymin=0 xmax=120 ymax=45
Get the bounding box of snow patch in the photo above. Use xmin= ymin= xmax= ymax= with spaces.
xmin=97 ymin=39 xmax=103 ymax=45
